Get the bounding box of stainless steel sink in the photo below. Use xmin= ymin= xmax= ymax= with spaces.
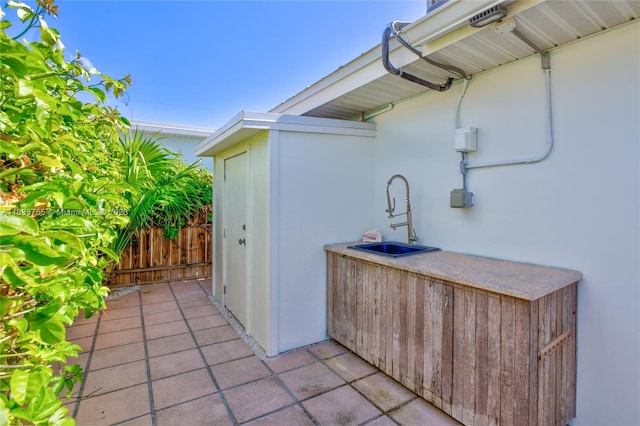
xmin=348 ymin=241 xmax=440 ymax=258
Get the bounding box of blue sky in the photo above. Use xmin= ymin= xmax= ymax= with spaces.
xmin=6 ymin=1 xmax=426 ymax=129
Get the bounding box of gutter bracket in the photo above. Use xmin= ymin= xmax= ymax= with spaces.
xmin=541 ymin=52 xmax=550 ymax=70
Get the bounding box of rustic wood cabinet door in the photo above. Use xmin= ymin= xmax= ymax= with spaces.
xmin=328 ymin=254 xmax=358 ymax=349
xmin=356 ymin=261 xmax=387 ymax=369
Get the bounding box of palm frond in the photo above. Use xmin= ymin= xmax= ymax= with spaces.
xmin=111 ymin=127 xmax=213 ymax=255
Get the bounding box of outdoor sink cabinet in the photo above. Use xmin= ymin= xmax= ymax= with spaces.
xmin=325 ymin=242 xmax=581 ymax=426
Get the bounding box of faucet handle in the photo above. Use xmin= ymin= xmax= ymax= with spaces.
xmin=385 ymin=196 xmax=396 ymax=217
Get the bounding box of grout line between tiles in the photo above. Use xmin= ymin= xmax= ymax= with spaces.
xmin=309 ymin=344 xmax=410 ymax=425
xmin=168 ymin=282 xmax=239 ymax=426
xmin=192 ymin=335 xmax=242 ymax=349
xmin=384 ymin=396 xmax=421 ymax=420
xmin=363 ymin=414 xmax=401 ymax=425
xmin=194 ymin=279 xmax=212 ymax=296
xmin=205 ymin=352 xmax=254 ymax=369
xmin=178 ymin=300 xmax=218 ymax=310
xmin=236 ymin=401 xmax=313 ymax=425
xmin=153 ymin=391 xmax=221 ymax=417
xmin=86 ymin=353 xmax=146 ymax=373
xmin=260 ymin=358 xmax=320 ymax=426
xmin=98 ymin=311 xmax=140 ymax=322
xmin=138 ymin=289 xmax=157 ymax=426
xmin=114 ymin=413 xmax=152 ymax=425
xmin=206 ymin=296 xmax=267 ymax=360
xmin=70 ymin=381 xmax=150 ymax=401
xmin=246 ymin=345 xmax=356 ymax=406
xmin=146 ymin=345 xmax=199 ymax=362
xmin=71 ymin=310 xmax=103 ymax=419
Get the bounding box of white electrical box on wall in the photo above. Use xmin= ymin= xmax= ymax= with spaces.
xmin=455 ymin=127 xmax=477 ymax=152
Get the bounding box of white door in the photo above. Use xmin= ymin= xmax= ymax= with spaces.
xmin=223 ymin=152 xmax=248 ymax=327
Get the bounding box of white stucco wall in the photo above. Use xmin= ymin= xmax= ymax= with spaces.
xmin=247 ymin=135 xmax=270 ymax=351
xmin=212 ymin=126 xmax=375 ymax=355
xmin=133 ymin=120 xmax=214 ymax=171
xmin=212 ymin=155 xmax=225 ymax=299
xmin=276 ymin=130 xmax=375 ymax=352
xmin=160 ymin=135 xmax=213 ymax=171
xmin=372 ymin=22 xmax=639 ymax=425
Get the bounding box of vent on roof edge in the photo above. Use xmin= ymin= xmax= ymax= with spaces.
xmin=427 ymin=0 xmax=449 ymax=14
xmin=469 ymin=6 xmax=507 ymax=27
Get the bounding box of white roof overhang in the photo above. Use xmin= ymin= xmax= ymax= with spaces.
xmin=195 ymin=111 xmax=376 ymax=157
xmin=270 ymin=0 xmax=639 ymax=120
xmin=132 ymin=120 xmax=215 ymax=139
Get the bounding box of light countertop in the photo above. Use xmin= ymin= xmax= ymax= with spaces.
xmin=324 ymin=242 xmax=582 ymax=301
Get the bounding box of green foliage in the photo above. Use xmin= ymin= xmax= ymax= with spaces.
xmin=1 ymin=1 xmax=131 ymax=424
xmin=113 ymin=130 xmax=212 ymax=254
xmin=1 ymin=2 xmax=212 ymax=422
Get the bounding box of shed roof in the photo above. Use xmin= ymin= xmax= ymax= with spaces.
xmin=195 ymin=111 xmax=376 ymax=157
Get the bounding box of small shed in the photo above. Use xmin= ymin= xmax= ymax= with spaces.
xmin=196 ymin=111 xmax=376 ymax=355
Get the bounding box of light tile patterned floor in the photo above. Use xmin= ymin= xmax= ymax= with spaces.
xmin=67 ymin=279 xmax=460 ymax=425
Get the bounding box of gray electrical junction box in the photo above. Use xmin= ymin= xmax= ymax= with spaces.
xmin=450 ymin=189 xmax=474 ymax=208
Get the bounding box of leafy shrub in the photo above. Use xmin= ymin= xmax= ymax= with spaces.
xmin=1 ymin=2 xmax=212 ymax=422
xmin=113 ymin=129 xmax=212 ymax=254
xmin=1 ymin=1 xmax=132 ymax=423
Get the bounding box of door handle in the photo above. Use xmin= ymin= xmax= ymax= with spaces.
xmin=239 ymin=238 xmax=246 ymax=245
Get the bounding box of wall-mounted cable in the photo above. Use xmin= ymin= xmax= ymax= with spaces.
xmin=382 ymin=21 xmax=464 ymax=92
xmin=389 ymin=21 xmax=469 ymax=80
xmin=464 ymin=19 xmax=553 ymax=171
xmin=450 ymin=78 xmax=474 ymax=208
xmin=450 ymin=19 xmax=553 ymax=208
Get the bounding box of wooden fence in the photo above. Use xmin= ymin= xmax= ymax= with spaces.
xmin=108 ymin=225 xmax=212 ymax=287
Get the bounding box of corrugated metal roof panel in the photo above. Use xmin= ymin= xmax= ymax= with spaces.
xmin=297 ymin=0 xmax=638 ymax=120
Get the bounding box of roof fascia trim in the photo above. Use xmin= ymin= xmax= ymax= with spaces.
xmin=196 ymin=111 xmax=376 ymax=157
xmin=132 ymin=120 xmax=215 ymax=138
xmin=270 ymin=0 xmax=541 ymax=116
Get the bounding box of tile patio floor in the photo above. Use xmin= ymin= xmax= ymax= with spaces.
xmin=66 ymin=279 xmax=460 ymax=426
